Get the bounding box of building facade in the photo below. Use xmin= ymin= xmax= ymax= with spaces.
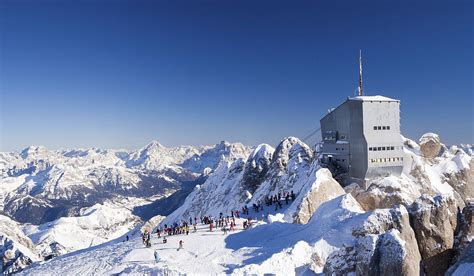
xmin=320 ymin=95 xmax=404 ymax=182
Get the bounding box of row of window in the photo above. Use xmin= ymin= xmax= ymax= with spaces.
xmin=373 ymin=126 xmax=390 ymax=130
xmin=335 ymin=158 xmax=346 ymax=162
xmin=335 ymin=147 xmax=345 ymax=151
xmin=370 ymin=157 xmax=403 ymax=163
xmin=369 ymin=146 xmax=402 ymax=151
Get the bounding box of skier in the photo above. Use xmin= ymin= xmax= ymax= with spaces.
xmin=126 ymin=235 xmax=129 ymax=241
xmin=154 ymin=249 xmax=160 ymax=263
xmin=163 ymin=236 xmax=167 ymax=244
xmin=177 ymin=240 xmax=184 ymax=251
xmin=210 ymin=222 xmax=213 ymax=232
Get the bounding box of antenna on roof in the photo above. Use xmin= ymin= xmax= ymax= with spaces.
xmin=358 ymin=50 xmax=363 ymax=96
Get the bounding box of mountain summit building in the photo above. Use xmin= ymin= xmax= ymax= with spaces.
xmin=320 ymin=52 xmax=404 ymax=184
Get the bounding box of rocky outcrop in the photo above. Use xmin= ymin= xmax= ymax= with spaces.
xmin=323 ymin=205 xmax=422 ymax=275
xmin=446 ymin=241 xmax=474 ymax=276
xmin=443 ymin=157 xmax=474 ymax=206
xmin=420 ymin=133 xmax=442 ymax=159
xmin=409 ymin=195 xmax=458 ymax=275
xmin=241 ymin=144 xmax=274 ymax=194
xmin=0 ymin=215 xmax=39 ymax=274
xmin=452 ymin=203 xmax=474 ymax=265
xmin=293 ymin=168 xmax=345 ymax=224
xmin=345 ymin=175 xmax=422 ymax=211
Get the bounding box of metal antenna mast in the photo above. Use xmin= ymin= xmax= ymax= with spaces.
xmin=358 ymin=49 xmax=363 ymax=96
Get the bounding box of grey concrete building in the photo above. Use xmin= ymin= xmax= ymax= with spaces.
xmin=320 ymin=95 xmax=404 ymax=183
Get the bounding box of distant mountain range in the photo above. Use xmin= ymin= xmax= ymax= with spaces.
xmin=1 ymin=136 xmax=472 ymax=274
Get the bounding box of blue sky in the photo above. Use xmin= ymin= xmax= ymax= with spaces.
xmin=1 ymin=0 xmax=472 ymax=151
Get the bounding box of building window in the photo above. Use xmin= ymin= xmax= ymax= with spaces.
xmin=391 ymin=146 xmax=394 ymax=150
xmin=382 ymin=126 xmax=386 ymax=130
xmin=387 ymin=126 xmax=391 ymax=130
xmin=377 ymin=126 xmax=382 ymax=130
xmin=340 ymin=135 xmax=346 ymax=140
xmin=373 ymin=126 xmax=377 ymax=130
xmin=382 ymin=147 xmax=386 ymax=150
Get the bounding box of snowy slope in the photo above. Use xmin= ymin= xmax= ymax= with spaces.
xmin=20 ymin=194 xmax=420 ymax=275
xmin=22 ymin=202 xmax=142 ymax=257
xmin=163 ymin=137 xmax=322 ymax=225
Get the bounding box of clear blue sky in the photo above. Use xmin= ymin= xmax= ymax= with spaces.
xmin=1 ymin=0 xmax=472 ymax=151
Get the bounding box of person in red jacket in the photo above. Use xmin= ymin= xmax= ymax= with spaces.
xmin=210 ymin=222 xmax=213 ymax=232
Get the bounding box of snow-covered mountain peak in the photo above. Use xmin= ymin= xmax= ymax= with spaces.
xmin=20 ymin=145 xmax=50 ymax=160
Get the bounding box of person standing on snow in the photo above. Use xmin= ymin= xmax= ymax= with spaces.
xmin=177 ymin=240 xmax=184 ymax=251
xmin=154 ymin=249 xmax=160 ymax=263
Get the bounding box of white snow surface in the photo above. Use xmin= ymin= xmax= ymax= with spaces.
xmin=22 ymin=202 xmax=142 ymax=255
xmin=22 ymin=194 xmax=406 ymax=275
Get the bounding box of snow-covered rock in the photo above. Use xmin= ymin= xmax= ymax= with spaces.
xmin=0 ymin=215 xmax=40 ymax=274
xmin=162 ymin=137 xmax=323 ymax=225
xmin=420 ymin=132 xmax=442 ymax=159
xmin=324 ymin=203 xmax=421 ymax=275
xmin=292 ymin=167 xmax=345 ymax=224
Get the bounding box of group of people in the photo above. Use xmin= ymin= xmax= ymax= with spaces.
xmin=143 ymin=190 xmax=298 ymax=263
xmin=141 ymin=230 xmax=152 ymax=247
xmin=160 ymin=222 xmax=191 ymax=236
xmin=264 ymin=190 xmax=296 ymax=208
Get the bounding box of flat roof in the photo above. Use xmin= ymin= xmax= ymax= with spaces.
xmin=320 ymin=94 xmax=400 ymax=122
xmin=348 ymin=95 xmax=399 ymax=102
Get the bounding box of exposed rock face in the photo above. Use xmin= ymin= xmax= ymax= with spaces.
xmin=443 ymin=157 xmax=474 ymax=207
xmin=447 ymin=241 xmax=474 ymax=276
xmin=323 ymin=205 xmax=421 ymax=276
xmin=420 ymin=133 xmax=442 ymax=159
xmin=293 ymin=168 xmax=345 ymax=224
xmin=409 ymin=195 xmax=458 ymax=275
xmin=346 ymin=175 xmax=422 ymax=211
xmin=452 ymin=203 xmax=474 ymax=264
xmin=241 ymin=144 xmax=274 ymax=194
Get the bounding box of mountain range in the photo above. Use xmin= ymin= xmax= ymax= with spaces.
xmin=0 ymin=134 xmax=472 ymax=275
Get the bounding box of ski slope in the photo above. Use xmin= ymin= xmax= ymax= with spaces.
xmin=21 ymin=194 xmax=393 ymax=275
